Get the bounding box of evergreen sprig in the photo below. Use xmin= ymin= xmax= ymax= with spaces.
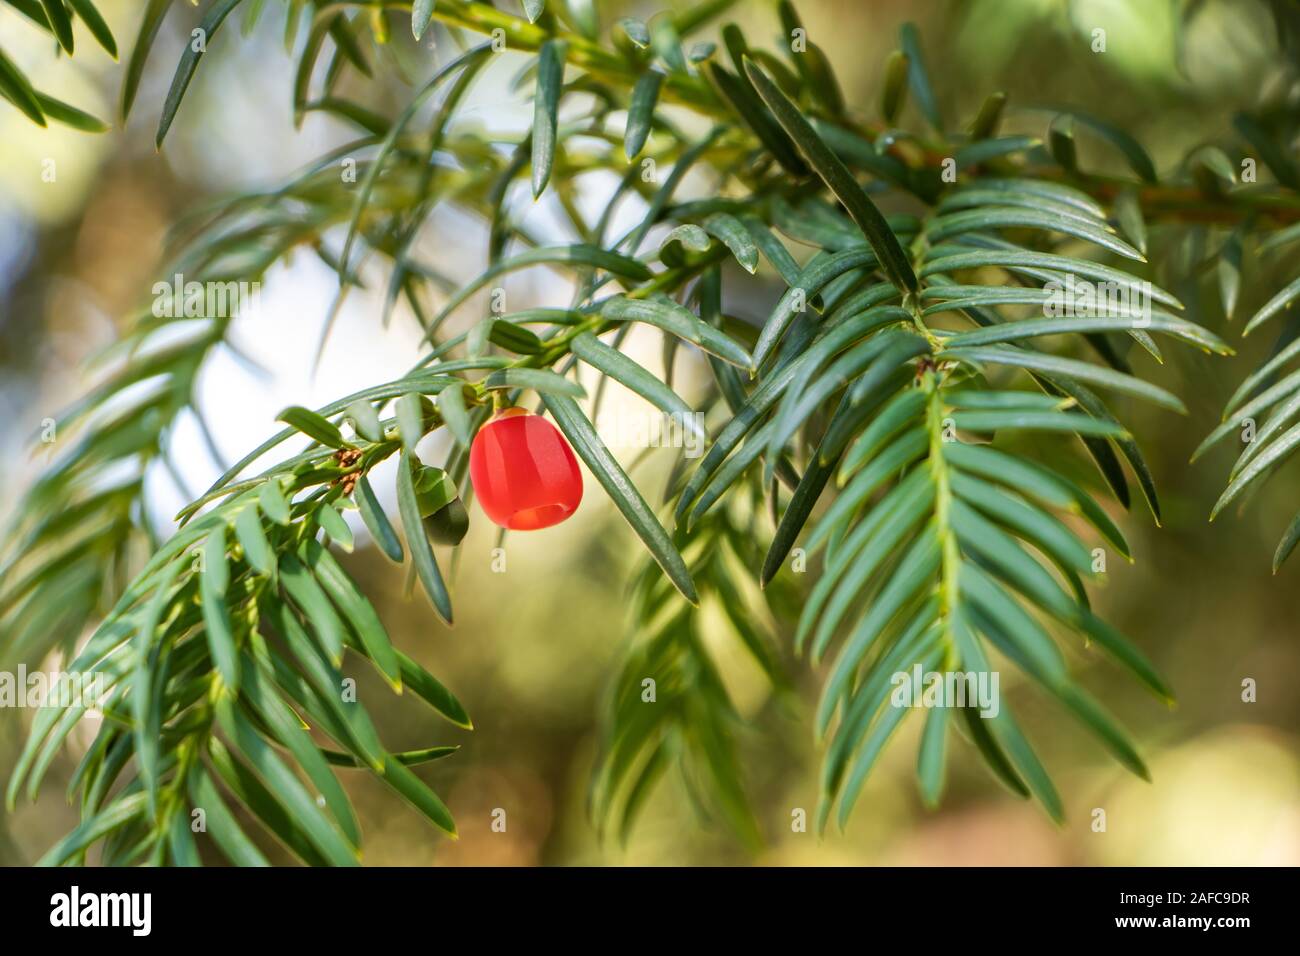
xmin=2 ymin=0 xmax=1298 ymax=861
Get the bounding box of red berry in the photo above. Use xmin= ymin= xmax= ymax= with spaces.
xmin=468 ymin=408 xmax=582 ymax=530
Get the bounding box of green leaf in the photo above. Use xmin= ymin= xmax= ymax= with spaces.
xmin=377 ymin=757 xmax=458 ymax=836
xmin=602 ymin=296 xmax=752 ymax=369
xmin=200 ymin=554 xmax=240 ymax=691
xmin=1039 ymin=373 xmax=1159 ymax=521
xmin=396 ymin=392 xmax=425 ymax=455
xmin=187 ymin=765 xmax=270 ymax=866
xmin=688 ymin=41 xmax=715 ymax=63
xmin=751 ymin=248 xmax=877 ymax=370
xmin=804 ymin=470 xmax=935 ymax=659
xmin=702 ymin=213 xmax=758 ymax=273
xmin=523 ymin=0 xmax=545 ymax=23
xmin=1050 ymin=109 xmax=1158 ymax=183
xmin=1220 ymin=355 xmax=1300 ymax=426
xmin=1274 ymin=508 xmax=1300 ymax=572
xmin=1191 ymin=146 xmax=1237 ymax=188
xmin=412 ymin=0 xmax=436 ymax=40
xmin=899 ymin=22 xmax=941 ymax=132
xmin=918 ymin=249 xmax=1180 ymax=309
xmin=838 ymin=387 xmax=927 ymax=483
xmin=925 ymin=207 xmax=1144 ymax=262
xmin=618 ymin=17 xmax=650 ymax=47
xmin=954 ymin=619 xmax=1063 ymax=822
xmin=571 ymin=332 xmax=696 ymax=426
xmin=950 ymin=470 xmax=1091 ymax=574
xmin=660 ymin=224 xmax=712 ymax=260
xmin=764 ymin=400 xmax=863 ymax=590
xmin=345 ymin=400 xmax=383 ymax=443
xmin=684 ymin=419 xmax=779 ymax=529
xmin=952 ymin=135 xmax=1041 ymax=169
xmin=705 ymin=61 xmax=807 ymax=177
xmin=625 ymin=70 xmax=662 ymax=160
xmin=484 ymin=368 xmax=586 ymax=398
xmin=1114 ymin=188 xmax=1147 ymax=257
xmin=396 ymin=650 xmax=472 ymax=728
xmin=809 ymin=119 xmax=910 ymax=187
xmin=423 ymin=498 xmax=468 ymax=551
xmin=542 ymin=394 xmax=697 ymax=603
xmin=0 ymin=49 xmax=45 ymax=126
xmin=849 ymin=334 xmax=932 ymax=409
xmin=67 ymin=0 xmax=117 ymax=58
xmin=960 ymin=704 xmax=1029 ymax=798
xmin=817 ymin=527 xmax=941 ymax=734
xmin=819 ymin=601 xmax=940 ymax=801
xmin=437 ymin=385 xmax=472 ymax=449
xmin=769 ymin=330 xmax=925 ymax=465
xmin=40 ymin=0 xmax=75 ymax=54
xmin=315 ymin=503 xmax=354 ymax=552
xmin=214 ymin=697 xmax=359 ymax=865
xmin=1243 ymin=276 xmax=1300 ymax=337
xmin=487 ymin=318 xmax=546 ymax=355
xmin=1218 ymin=231 xmax=1242 ymax=320
xmin=413 ymin=465 xmax=457 ymax=517
xmin=277 ymin=405 xmax=348 ymax=449
xmin=133 ymin=559 xmax=183 ymax=808
xmin=325 ymin=746 xmax=457 ymax=769
xmin=1048 ymin=114 xmax=1077 ymax=173
xmin=37 ymin=793 xmax=148 ymax=867
xmin=834 ymin=641 xmax=940 ymax=827
xmin=271 ymin=600 xmax=386 ymax=769
xmin=945 ymin=441 xmax=1129 ymax=558
xmin=934 ymin=187 xmax=1107 ymax=228
xmin=940 ymin=345 xmax=1186 ymax=413
xmin=943 ymin=389 xmax=1068 ymax=411
xmin=1211 ymin=419 xmax=1300 ymax=519
xmin=29 ymin=91 xmax=109 ymax=132
xmin=942 ymin=315 xmax=1226 ymax=355
xmin=207 ymin=737 xmax=331 ymax=866
xmin=328 ymin=15 xmax=372 ymax=77
xmin=122 ymin=0 xmax=173 ymax=120
xmin=240 ymin=656 xmax=361 ymax=845
xmin=916 ymin=704 xmax=949 ymax=808
xmin=970 ymin=91 xmax=1006 ymax=140
xmin=1056 ymin=683 xmax=1149 ymax=780
xmin=279 ymin=552 xmax=346 ymax=665
xmin=307 ymin=540 xmax=402 ymax=689
xmin=202 ymin=522 xmax=229 ymax=593
xmin=648 ymin=11 xmax=686 ymax=71
xmin=812 ymin=428 xmax=928 ymax=554
xmin=1077 ymin=610 xmax=1174 ymax=703
xmin=466 ymin=319 xmax=492 ymax=359
xmin=396 ymin=452 xmax=454 ymax=624
xmin=352 ymin=475 xmax=403 ymax=563
xmin=156 ymin=0 xmax=244 ymax=147
xmin=954 ymin=177 xmax=1105 ymax=215
xmin=880 ymin=50 xmax=908 ymax=123
xmin=258 ymin=479 xmax=292 ymax=526
xmin=532 ymin=40 xmax=567 ymax=198
xmin=675 ymin=356 xmax=808 ymax=524
xmin=235 ymin=505 xmax=276 ymax=576
xmin=958 ymin=549 xmax=1072 ymax=674
xmin=742 ymin=58 xmax=918 ymax=295
xmin=427 ymin=244 xmax=651 ymax=338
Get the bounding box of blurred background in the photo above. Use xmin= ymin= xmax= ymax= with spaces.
xmin=1 ymin=0 xmax=1297 ymax=865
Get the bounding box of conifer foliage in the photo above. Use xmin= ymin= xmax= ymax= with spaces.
xmin=2 ymin=0 xmax=1298 ymax=861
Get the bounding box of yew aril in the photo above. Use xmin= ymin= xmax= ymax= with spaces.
xmin=468 ymin=408 xmax=582 ymax=530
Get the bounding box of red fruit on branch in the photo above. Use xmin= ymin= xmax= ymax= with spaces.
xmin=468 ymin=407 xmax=582 ymax=530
